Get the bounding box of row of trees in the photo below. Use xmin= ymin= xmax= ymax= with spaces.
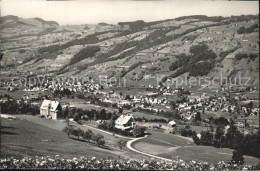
xmin=218 ymin=47 xmax=239 ymax=62
xmin=81 ymin=20 xmax=227 ymax=75
xmin=134 ymin=117 xmax=168 ymax=123
xmin=78 ymin=26 xmax=180 ymax=72
xmin=168 ymin=43 xmax=217 ymax=77
xmin=70 ymin=46 xmax=100 ymax=65
xmin=237 ymin=23 xmax=258 ymax=34
xmin=192 ymin=121 xmax=260 ymax=158
xmin=63 ymin=107 xmax=117 ymax=122
xmin=0 ymin=98 xmax=39 ymax=115
xmin=206 ymin=117 xmax=229 ymax=126
xmin=63 ymin=126 xmax=105 ymax=147
xmin=38 ymin=31 xmax=108 ymax=54
xmin=53 ymin=89 xmax=72 ymax=98
xmin=234 ymin=53 xmax=258 ymax=61
xmin=169 ymin=53 xmax=190 ymax=71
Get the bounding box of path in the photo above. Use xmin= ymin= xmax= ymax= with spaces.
xmin=82 ymin=124 xmax=174 ymax=161
xmin=78 ymin=122 xmax=173 ymax=161
xmin=3 ymin=114 xmax=251 ymax=162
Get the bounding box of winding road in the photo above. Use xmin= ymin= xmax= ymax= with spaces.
xmin=126 ymin=135 xmax=172 ymax=161
xmin=81 ymin=123 xmax=173 ymax=161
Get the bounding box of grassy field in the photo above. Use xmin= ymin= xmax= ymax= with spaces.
xmin=1 ymin=118 xmax=119 ymax=159
xmin=133 ymin=130 xmax=260 ymax=164
xmin=177 ymin=125 xmax=210 ymax=133
xmin=3 ymin=115 xmax=151 ymax=161
xmin=146 ymin=130 xmax=194 ymax=146
xmin=0 ymin=90 xmax=49 ymax=100
xmin=14 ymin=115 xmax=126 ymax=148
xmin=131 ymin=111 xmax=168 ymax=120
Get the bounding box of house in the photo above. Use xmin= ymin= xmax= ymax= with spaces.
xmin=167 ymin=120 xmax=176 ymax=127
xmin=115 ymin=114 xmax=136 ymax=130
xmin=40 ymin=100 xmax=62 ymax=120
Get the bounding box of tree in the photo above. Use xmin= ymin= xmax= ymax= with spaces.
xmin=214 ymin=117 xmax=229 ymax=126
xmin=232 ymin=150 xmax=244 ymax=165
xmin=200 ymin=131 xmax=213 ymax=146
xmin=241 ymin=133 xmax=260 ymax=157
xmin=170 ymin=101 xmax=177 ymax=110
xmin=73 ymin=128 xmax=83 ymax=139
xmin=125 ymin=95 xmax=131 ymax=100
xmin=192 ymin=135 xmax=200 ymax=145
xmin=107 ymin=120 xmax=115 ymax=131
xmin=194 ymin=112 xmax=201 ymax=121
xmin=214 ymin=125 xmax=224 ymax=148
xmin=100 ymin=109 xmax=106 ymax=116
xmin=62 ymin=125 xmax=74 ymax=138
xmin=92 ymin=134 xmax=105 ymax=147
xmin=118 ymin=107 xmax=123 ymax=114
xmin=233 ymin=131 xmax=244 ymax=150
xmin=96 ymin=138 xmax=105 ymax=147
xmin=64 ymin=107 xmax=70 ymax=119
xmin=132 ymin=127 xmax=145 ymax=137
xmin=73 ymin=113 xmax=81 ymax=122
xmin=0 ymin=52 xmax=3 ymax=61
xmin=225 ymin=121 xmax=237 ymax=148
xmin=118 ymin=140 xmax=126 ymax=150
xmin=82 ymin=129 xmax=93 ymax=142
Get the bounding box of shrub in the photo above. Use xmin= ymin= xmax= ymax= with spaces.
xmin=82 ymin=129 xmax=93 ymax=142
xmin=18 ymin=49 xmax=26 ymax=53
xmin=118 ymin=140 xmax=126 ymax=150
xmin=180 ymin=128 xmax=196 ymax=138
xmin=237 ymin=24 xmax=258 ymax=34
xmin=149 ymin=66 xmax=158 ymax=73
xmin=132 ymin=126 xmax=146 ymax=137
xmin=232 ymin=150 xmax=245 ymax=165
xmin=62 ymin=125 xmax=75 ymax=138
xmin=96 ymin=138 xmax=105 ymax=147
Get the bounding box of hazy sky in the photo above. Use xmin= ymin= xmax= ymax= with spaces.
xmin=1 ymin=0 xmax=259 ymax=25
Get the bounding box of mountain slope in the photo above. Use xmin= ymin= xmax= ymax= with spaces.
xmin=1 ymin=15 xmax=259 ymax=88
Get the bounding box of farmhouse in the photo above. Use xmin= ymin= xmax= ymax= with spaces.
xmin=168 ymin=120 xmax=176 ymax=127
xmin=40 ymin=100 xmax=62 ymax=120
xmin=115 ymin=114 xmax=136 ymax=130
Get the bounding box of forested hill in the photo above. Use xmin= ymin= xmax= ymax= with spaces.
xmin=1 ymin=14 xmax=259 ymax=87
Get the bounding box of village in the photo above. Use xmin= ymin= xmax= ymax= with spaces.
xmin=0 ymin=4 xmax=259 ymax=168
xmin=1 ymin=74 xmax=259 ymax=132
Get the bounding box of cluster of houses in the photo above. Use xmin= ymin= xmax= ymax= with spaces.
xmin=20 ymin=80 xmax=103 ymax=93
xmin=1 ymin=74 xmax=259 ymax=131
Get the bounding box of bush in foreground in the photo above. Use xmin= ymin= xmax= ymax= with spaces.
xmin=0 ymin=156 xmax=259 ymax=169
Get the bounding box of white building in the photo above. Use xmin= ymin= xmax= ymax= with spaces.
xmin=115 ymin=114 xmax=136 ymax=130
xmin=40 ymin=100 xmax=62 ymax=120
xmin=167 ymin=120 xmax=176 ymax=127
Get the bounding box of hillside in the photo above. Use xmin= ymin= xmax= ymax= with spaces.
xmin=1 ymin=15 xmax=259 ymax=88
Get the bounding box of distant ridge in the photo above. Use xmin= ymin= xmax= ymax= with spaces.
xmin=33 ymin=17 xmax=59 ymax=26
xmin=0 ymin=15 xmax=59 ymax=26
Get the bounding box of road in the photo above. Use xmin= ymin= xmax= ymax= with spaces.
xmin=80 ymin=123 xmax=173 ymax=161
xmin=126 ymin=136 xmax=172 ymax=162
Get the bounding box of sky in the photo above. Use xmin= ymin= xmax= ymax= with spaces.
xmin=1 ymin=0 xmax=259 ymax=25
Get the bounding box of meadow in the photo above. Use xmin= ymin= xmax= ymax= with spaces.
xmin=132 ymin=130 xmax=260 ymax=164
